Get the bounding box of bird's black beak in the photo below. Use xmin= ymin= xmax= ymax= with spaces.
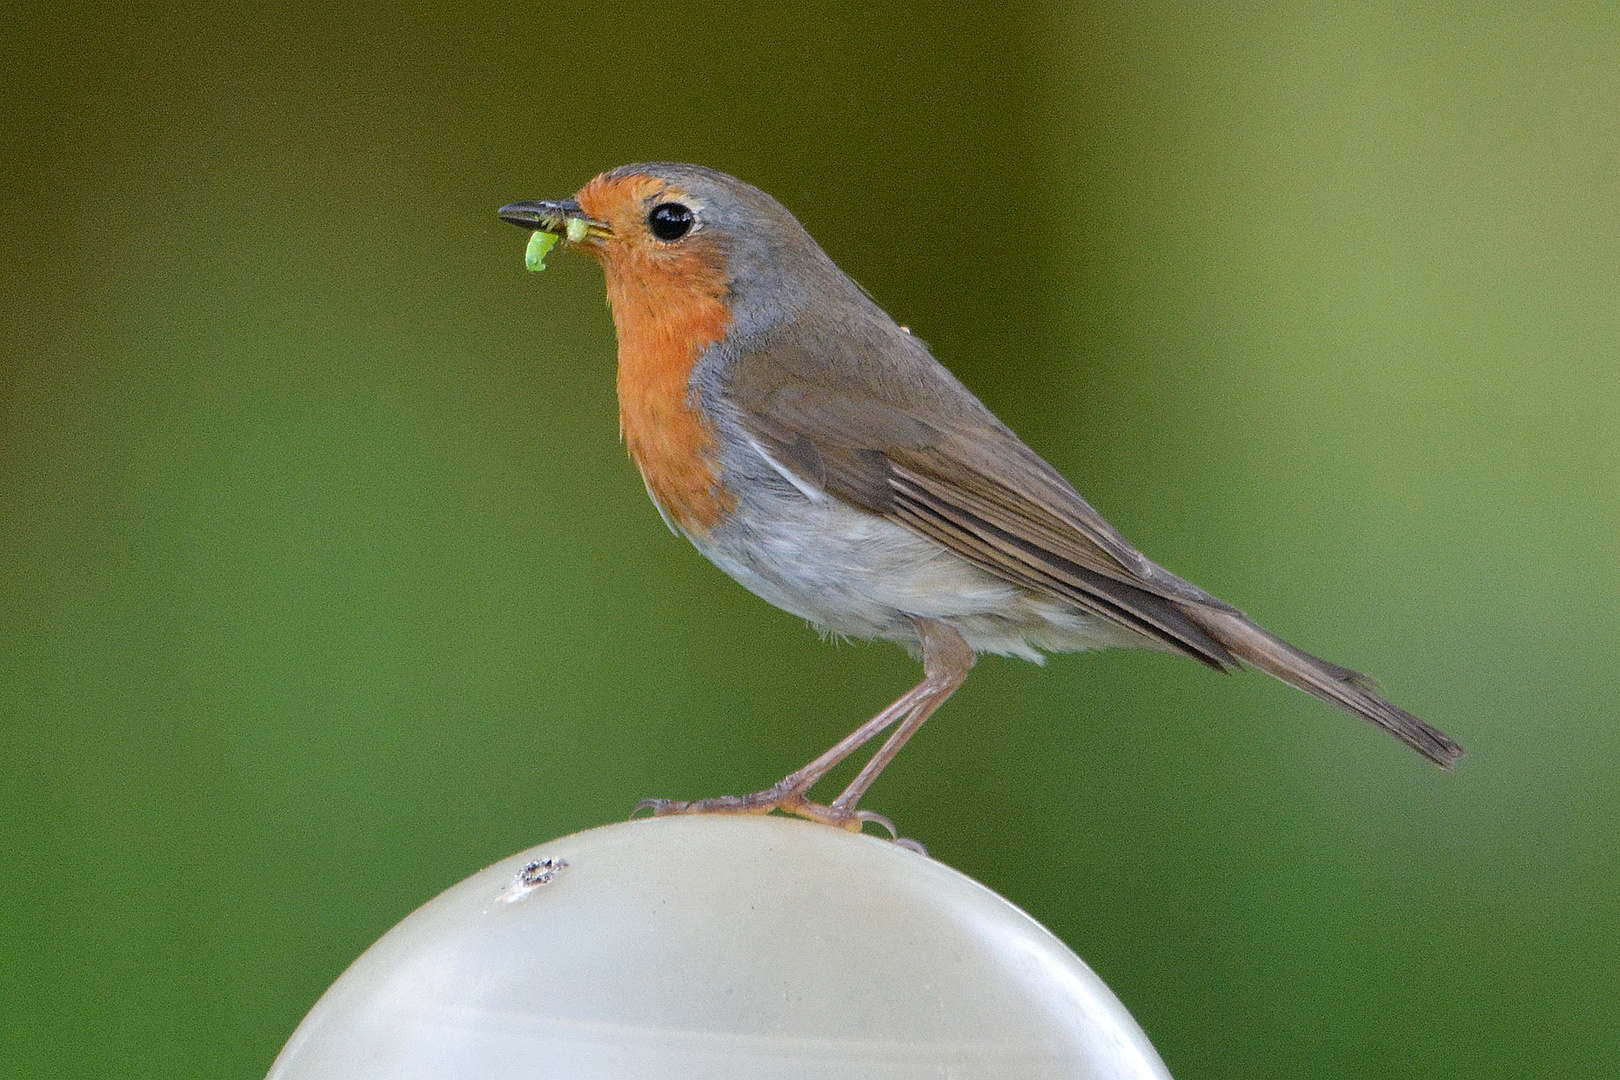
xmin=497 ymin=199 xmax=610 ymax=241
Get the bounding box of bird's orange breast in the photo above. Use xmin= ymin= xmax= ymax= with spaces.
xmin=577 ymin=174 xmax=736 ymax=535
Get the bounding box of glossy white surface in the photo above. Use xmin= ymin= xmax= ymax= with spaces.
xmin=268 ymin=815 xmax=1172 ymax=1079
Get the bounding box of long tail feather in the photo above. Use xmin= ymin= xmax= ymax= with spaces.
xmin=1195 ymin=608 xmax=1464 ymax=766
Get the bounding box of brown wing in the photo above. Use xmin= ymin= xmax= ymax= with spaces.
xmin=722 ymin=335 xmax=1241 ymax=670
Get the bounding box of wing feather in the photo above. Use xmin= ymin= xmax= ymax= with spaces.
xmin=724 ymin=341 xmax=1236 ymax=666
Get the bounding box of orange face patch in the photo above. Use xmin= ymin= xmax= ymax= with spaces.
xmin=575 ymin=173 xmax=736 ymax=535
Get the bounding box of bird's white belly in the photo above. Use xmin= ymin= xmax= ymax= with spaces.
xmin=689 ymin=483 xmax=1147 ymax=661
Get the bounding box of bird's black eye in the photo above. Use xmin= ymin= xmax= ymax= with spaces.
xmin=648 ymin=202 xmax=694 ymax=241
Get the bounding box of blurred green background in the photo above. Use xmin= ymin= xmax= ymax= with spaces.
xmin=3 ymin=1 xmax=1616 ymax=1076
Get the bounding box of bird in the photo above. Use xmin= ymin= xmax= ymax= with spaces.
xmin=497 ymin=163 xmax=1462 ymax=835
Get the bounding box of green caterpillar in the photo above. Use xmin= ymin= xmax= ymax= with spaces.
xmin=524 ymin=230 xmax=559 ymax=273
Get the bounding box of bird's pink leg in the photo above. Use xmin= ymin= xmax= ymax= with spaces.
xmin=635 ymin=617 xmax=975 ymax=838
xmin=829 ymin=618 xmax=974 ymax=815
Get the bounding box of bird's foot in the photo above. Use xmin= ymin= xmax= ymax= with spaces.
xmin=632 ymin=788 xmax=924 ymax=853
xmin=632 ymin=789 xmax=795 ymax=818
xmin=632 ymin=784 xmax=847 ymax=825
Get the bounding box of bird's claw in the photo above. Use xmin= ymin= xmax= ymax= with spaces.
xmin=632 ymin=793 xmax=777 ymax=817
xmin=631 ymin=791 xmax=924 ymax=851
xmin=854 ymin=809 xmax=927 ymax=855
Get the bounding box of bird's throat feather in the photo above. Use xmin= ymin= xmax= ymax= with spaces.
xmin=599 ymin=246 xmax=735 ymax=534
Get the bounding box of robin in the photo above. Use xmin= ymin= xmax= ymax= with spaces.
xmin=498 ymin=163 xmax=1462 ymax=835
